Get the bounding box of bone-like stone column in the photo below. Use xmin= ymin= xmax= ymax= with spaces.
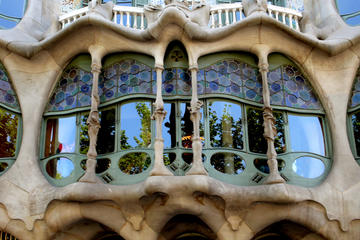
xmin=79 ymin=55 xmax=103 ymax=183
xmin=150 ymin=65 xmax=173 ymax=176
xmin=186 ymin=65 xmax=207 ymax=175
xmin=259 ymin=59 xmax=285 ymax=184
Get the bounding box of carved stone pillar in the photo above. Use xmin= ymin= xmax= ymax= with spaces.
xmin=259 ymin=61 xmax=285 ymax=184
xmin=150 ymin=65 xmax=173 ymax=176
xmin=79 ymin=62 xmax=102 ymax=183
xmin=186 ymin=66 xmax=207 ymax=176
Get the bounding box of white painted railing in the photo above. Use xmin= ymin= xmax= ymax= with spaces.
xmin=112 ymin=5 xmax=146 ymax=29
xmin=59 ymin=7 xmax=88 ymax=29
xmin=267 ymin=4 xmax=302 ymax=31
xmin=209 ymin=3 xmax=244 ymax=28
xmin=58 ymin=3 xmax=302 ymax=32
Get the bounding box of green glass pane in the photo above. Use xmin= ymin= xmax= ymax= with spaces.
xmin=208 ymin=101 xmax=243 ymax=149
xmin=0 ymin=108 xmax=18 ymax=158
xmin=119 ymin=152 xmax=151 ymax=175
xmin=352 ymin=112 xmax=360 ymax=156
xmin=210 ymin=152 xmax=245 ymax=175
xmin=80 ymin=109 xmax=116 ymax=154
xmin=247 ymin=108 xmax=285 ymax=154
xmin=46 ymin=157 xmax=74 ymax=179
xmin=120 ymin=102 xmax=152 ymax=149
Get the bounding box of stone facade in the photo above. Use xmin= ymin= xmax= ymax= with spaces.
xmin=0 ymin=0 xmax=359 ymax=239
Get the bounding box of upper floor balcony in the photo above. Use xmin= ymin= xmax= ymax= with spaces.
xmin=58 ymin=0 xmax=303 ymax=32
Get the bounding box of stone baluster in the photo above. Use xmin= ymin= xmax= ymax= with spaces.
xmin=126 ymin=12 xmax=130 ymax=27
xmin=186 ymin=65 xmax=207 ymax=176
xmin=282 ymin=12 xmax=286 ymax=24
xmin=113 ymin=10 xmax=117 ymax=23
xmin=289 ymin=14 xmax=293 ymax=29
xmin=232 ymin=8 xmax=236 ymax=23
xmin=120 ymin=12 xmax=124 ymax=25
xmin=239 ymin=7 xmax=243 ymax=20
xmin=225 ymin=9 xmax=230 ymax=26
xmin=259 ymin=58 xmax=285 ymax=184
xmin=150 ymin=65 xmax=173 ymax=176
xmin=275 ymin=11 xmax=279 ymax=21
xmin=140 ymin=13 xmax=145 ymax=30
xmin=218 ymin=9 xmax=222 ymax=27
xmin=79 ymin=54 xmax=103 ymax=183
xmin=210 ymin=11 xmax=215 ymax=28
xmin=294 ymin=15 xmax=299 ymax=31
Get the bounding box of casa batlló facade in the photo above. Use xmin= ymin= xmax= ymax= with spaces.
xmin=0 ymin=0 xmax=359 ymax=239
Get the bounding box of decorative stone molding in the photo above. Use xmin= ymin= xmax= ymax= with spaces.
xmin=88 ymin=0 xmax=114 ymax=20
xmin=242 ymin=0 xmax=267 ymax=16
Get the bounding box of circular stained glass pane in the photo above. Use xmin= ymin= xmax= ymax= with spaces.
xmin=292 ymin=157 xmax=325 ymax=178
xmin=210 ymin=153 xmax=245 ymax=175
xmin=254 ymin=159 xmax=285 ymax=174
xmin=0 ymin=162 xmax=8 ymax=172
xmin=119 ymin=152 xmax=151 ymax=175
xmin=80 ymin=158 xmax=111 ymax=174
xmin=46 ymin=158 xmax=74 ymax=179
xmin=164 ymin=152 xmax=176 ymax=166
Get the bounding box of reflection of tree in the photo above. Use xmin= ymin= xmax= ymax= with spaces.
xmin=352 ymin=112 xmax=360 ymax=155
xmin=119 ymin=102 xmax=152 ymax=174
xmin=0 ymin=108 xmax=18 ymax=158
xmin=247 ymin=108 xmax=285 ymax=154
xmin=209 ymin=103 xmax=243 ymax=149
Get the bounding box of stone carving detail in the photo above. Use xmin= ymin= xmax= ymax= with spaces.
xmin=300 ymin=0 xmax=348 ymax=40
xmin=88 ymin=0 xmax=114 ymax=20
xmin=79 ymin=63 xmax=103 ymax=183
xmin=186 ymin=67 xmax=207 ymax=175
xmin=259 ymin=62 xmax=285 ymax=184
xmin=144 ymin=0 xmax=210 ymax=27
xmin=242 ymin=0 xmax=268 ymax=16
xmin=150 ymin=66 xmax=173 ymax=176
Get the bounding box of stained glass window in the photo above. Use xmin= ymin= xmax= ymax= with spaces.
xmin=199 ymin=60 xmax=262 ymax=103
xmin=47 ymin=66 xmax=93 ymax=112
xmin=268 ymin=65 xmax=321 ymax=110
xmin=162 ymin=69 xmax=191 ymax=95
xmin=101 ymin=59 xmax=153 ymax=101
xmin=0 ymin=64 xmax=20 ymax=111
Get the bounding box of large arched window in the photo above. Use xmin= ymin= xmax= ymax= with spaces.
xmin=0 ymin=63 xmax=21 ymax=176
xmin=41 ymin=53 xmax=155 ymax=186
xmin=0 ymin=0 xmax=27 ymax=29
xmin=348 ymin=67 xmax=360 ymax=165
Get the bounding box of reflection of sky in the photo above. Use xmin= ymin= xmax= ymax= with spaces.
xmin=58 ymin=117 xmax=76 ymax=153
xmin=288 ymin=115 xmax=324 ymax=155
xmin=121 ymin=102 xmax=151 ymax=147
xmin=0 ymin=0 xmax=25 ymax=18
xmin=336 ymin=0 xmax=360 ymax=25
xmin=56 ymin=158 xmax=74 ymax=178
xmin=292 ymin=157 xmax=324 ymax=178
xmin=163 ymin=103 xmax=173 ymax=148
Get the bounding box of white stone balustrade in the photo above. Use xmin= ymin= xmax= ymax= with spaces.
xmin=209 ymin=3 xmax=244 ymax=28
xmin=267 ymin=4 xmax=302 ymax=31
xmin=59 ymin=7 xmax=88 ymax=29
xmin=58 ymin=2 xmax=302 ymax=31
xmin=112 ymin=5 xmax=146 ymax=29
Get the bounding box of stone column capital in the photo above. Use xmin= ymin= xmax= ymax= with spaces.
xmin=91 ymin=63 xmax=102 ymax=73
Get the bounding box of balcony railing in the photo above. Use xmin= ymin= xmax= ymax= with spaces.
xmin=59 ymin=2 xmax=302 ymax=31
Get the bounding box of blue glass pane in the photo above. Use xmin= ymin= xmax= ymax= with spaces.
xmin=0 ymin=0 xmax=26 ymax=18
xmin=337 ymin=0 xmax=360 ymax=15
xmin=346 ymin=15 xmax=360 ymax=26
xmin=288 ymin=114 xmax=325 ymax=155
xmin=292 ymin=157 xmax=325 ymax=179
xmin=0 ymin=18 xmax=17 ymax=29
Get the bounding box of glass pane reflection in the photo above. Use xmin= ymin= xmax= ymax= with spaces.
xmin=0 ymin=108 xmax=18 ymax=158
xmin=120 ymin=102 xmax=151 ymax=149
xmin=164 ymin=152 xmax=176 ymax=166
xmin=351 ymin=112 xmax=360 ymax=156
xmin=0 ymin=162 xmax=8 ymax=172
xmin=119 ymin=152 xmax=151 ymax=174
xmin=254 ymin=158 xmax=285 ymax=174
xmin=163 ymin=103 xmax=176 ymax=148
xmin=181 ymin=102 xmax=204 ymax=148
xmin=80 ymin=109 xmax=116 ymax=154
xmin=210 ymin=152 xmax=245 ymax=174
xmin=288 ymin=115 xmax=325 ymax=155
xmin=46 ymin=158 xmax=74 ymax=179
xmin=208 ymin=101 xmax=243 ymax=149
xmin=45 ymin=116 xmax=76 ymax=157
xmin=292 ymin=157 xmax=325 ymax=178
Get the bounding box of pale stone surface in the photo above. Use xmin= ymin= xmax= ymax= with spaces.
xmin=0 ymin=0 xmax=358 ymax=239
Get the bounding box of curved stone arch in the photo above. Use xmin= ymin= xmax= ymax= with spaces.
xmin=251 ymin=220 xmax=327 ymax=240
xmin=45 ymin=201 xmax=127 ymax=240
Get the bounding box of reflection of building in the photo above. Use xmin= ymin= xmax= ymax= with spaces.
xmin=0 ymin=0 xmax=360 ymax=239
